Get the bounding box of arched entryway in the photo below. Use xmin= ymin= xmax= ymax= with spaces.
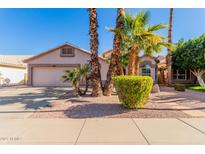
xmin=141 ymin=64 xmax=151 ymax=76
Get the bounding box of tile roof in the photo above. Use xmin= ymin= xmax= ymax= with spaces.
xmin=0 ymin=55 xmax=32 ymax=68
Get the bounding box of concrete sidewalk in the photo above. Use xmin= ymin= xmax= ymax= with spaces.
xmin=0 ymin=118 xmax=205 ymax=145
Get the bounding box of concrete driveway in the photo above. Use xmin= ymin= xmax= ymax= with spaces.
xmin=0 ymin=86 xmax=69 ymax=118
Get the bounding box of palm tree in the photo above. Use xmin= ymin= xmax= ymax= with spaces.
xmin=119 ymin=35 xmax=171 ymax=77
xmin=62 ymin=68 xmax=81 ymax=95
xmin=136 ymin=28 xmax=172 ymax=75
xmin=62 ymin=65 xmax=91 ymax=96
xmin=88 ymin=8 xmax=103 ymax=97
xmin=103 ymin=8 xmax=124 ymax=96
xmin=109 ymin=10 xmax=171 ymax=76
xmin=118 ymin=11 xmax=167 ymax=75
xmin=167 ymin=8 xmax=174 ymax=85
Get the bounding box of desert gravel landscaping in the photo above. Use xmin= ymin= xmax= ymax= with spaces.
xmin=1 ymin=86 xmax=205 ymax=119
xmin=30 ymin=86 xmax=205 ymax=118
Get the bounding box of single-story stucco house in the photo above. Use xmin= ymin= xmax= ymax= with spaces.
xmin=2 ymin=43 xmax=203 ymax=87
xmin=23 ymin=43 xmax=109 ymax=87
xmin=0 ymin=55 xmax=31 ymax=86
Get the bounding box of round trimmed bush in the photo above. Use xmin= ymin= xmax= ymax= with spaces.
xmin=113 ymin=76 xmax=153 ymax=109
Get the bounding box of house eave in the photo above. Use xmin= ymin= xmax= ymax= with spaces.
xmin=0 ymin=64 xmax=26 ymax=69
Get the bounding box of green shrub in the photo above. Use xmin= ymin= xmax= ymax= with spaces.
xmin=174 ymin=84 xmax=186 ymax=91
xmin=113 ymin=76 xmax=153 ymax=109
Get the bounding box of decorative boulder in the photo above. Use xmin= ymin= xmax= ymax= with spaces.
xmin=152 ymin=84 xmax=160 ymax=93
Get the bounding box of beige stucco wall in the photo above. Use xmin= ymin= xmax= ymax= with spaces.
xmin=29 ymin=48 xmax=90 ymax=65
xmin=27 ymin=48 xmax=109 ymax=86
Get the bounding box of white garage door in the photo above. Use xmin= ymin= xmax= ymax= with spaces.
xmin=33 ymin=67 xmax=75 ymax=87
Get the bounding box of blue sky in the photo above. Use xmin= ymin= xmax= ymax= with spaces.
xmin=0 ymin=8 xmax=205 ymax=56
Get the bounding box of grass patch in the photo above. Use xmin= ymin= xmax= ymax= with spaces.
xmin=183 ymin=84 xmax=200 ymax=88
xmin=187 ymin=86 xmax=205 ymax=93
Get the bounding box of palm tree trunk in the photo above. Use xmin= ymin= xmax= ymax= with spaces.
xmin=119 ymin=65 xmax=124 ymax=75
xmin=167 ymin=8 xmax=173 ymax=85
xmin=135 ymin=55 xmax=139 ymax=75
xmin=74 ymin=83 xmax=82 ymax=96
xmin=128 ymin=47 xmax=138 ymax=75
xmin=103 ymin=8 xmax=124 ymax=96
xmin=82 ymin=76 xmax=90 ymax=95
xmin=88 ymin=8 xmax=103 ymax=97
xmin=114 ymin=63 xmax=124 ymax=75
xmin=114 ymin=65 xmax=124 ymax=75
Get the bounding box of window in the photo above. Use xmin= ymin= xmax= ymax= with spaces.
xmin=173 ymin=70 xmax=191 ymax=80
xmin=141 ymin=64 xmax=151 ymax=76
xmin=60 ymin=47 xmax=74 ymax=57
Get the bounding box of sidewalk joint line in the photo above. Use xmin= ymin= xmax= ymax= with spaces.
xmin=177 ymin=118 xmax=205 ymax=135
xmin=74 ymin=119 xmax=86 ymax=145
xmin=15 ymin=118 xmax=35 ymax=138
xmin=131 ymin=118 xmax=150 ymax=145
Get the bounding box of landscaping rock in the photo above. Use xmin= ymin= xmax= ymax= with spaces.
xmin=152 ymin=84 xmax=160 ymax=93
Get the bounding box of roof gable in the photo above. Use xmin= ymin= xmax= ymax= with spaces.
xmin=24 ymin=43 xmax=105 ymax=63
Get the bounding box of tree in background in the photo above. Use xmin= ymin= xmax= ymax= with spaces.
xmin=103 ymin=8 xmax=124 ymax=96
xmin=172 ymin=34 xmax=205 ymax=87
xmin=88 ymin=8 xmax=103 ymax=96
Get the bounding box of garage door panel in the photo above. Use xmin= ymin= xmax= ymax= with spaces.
xmin=33 ymin=67 xmax=74 ymax=87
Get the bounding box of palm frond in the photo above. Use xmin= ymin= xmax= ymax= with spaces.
xmin=135 ymin=11 xmax=150 ymax=27
xmin=147 ymin=24 xmax=167 ymax=32
xmin=107 ymin=9 xmax=171 ymax=60
xmin=107 ymin=27 xmax=127 ymax=40
xmin=61 ymin=64 xmax=91 ymax=87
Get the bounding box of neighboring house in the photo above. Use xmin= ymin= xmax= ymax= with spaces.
xmin=160 ymin=56 xmax=197 ymax=84
xmin=24 ymin=43 xmax=109 ymax=87
xmin=158 ymin=56 xmax=205 ymax=84
xmin=102 ymin=50 xmax=159 ymax=83
xmin=0 ymin=55 xmax=31 ymax=86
